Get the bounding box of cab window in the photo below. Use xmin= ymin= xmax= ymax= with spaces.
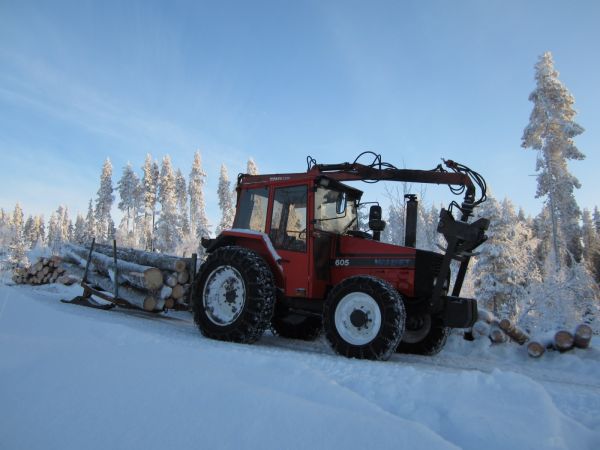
xmin=233 ymin=187 xmax=269 ymax=232
xmin=314 ymin=186 xmax=358 ymax=234
xmin=269 ymin=186 xmax=307 ymax=252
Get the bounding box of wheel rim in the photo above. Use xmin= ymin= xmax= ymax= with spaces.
xmin=403 ymin=314 xmax=432 ymax=344
xmin=202 ymin=265 xmax=246 ymax=326
xmin=334 ymin=292 xmax=382 ymax=345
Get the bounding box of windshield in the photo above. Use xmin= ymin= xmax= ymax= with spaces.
xmin=314 ymin=186 xmax=358 ymax=234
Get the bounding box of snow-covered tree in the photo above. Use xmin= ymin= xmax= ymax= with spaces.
xmin=522 ymin=51 xmax=585 ymax=266
xmin=155 ymin=155 xmax=181 ymax=253
xmin=23 ymin=215 xmax=34 ymax=249
xmin=73 ymin=213 xmax=86 ymax=245
xmin=471 ymin=197 xmax=541 ymax=319
xmin=47 ymin=211 xmax=61 ymax=253
xmin=142 ymin=154 xmax=160 ymax=250
xmin=83 ymin=199 xmax=96 ymax=244
xmin=8 ymin=203 xmax=27 ymax=266
xmin=188 ymin=151 xmax=211 ymax=241
xmin=23 ymin=214 xmax=44 ymax=249
xmin=94 ymin=158 xmax=115 ymax=244
xmin=582 ymin=208 xmax=600 ymax=281
xmin=117 ymin=163 xmax=141 ymax=239
xmin=246 ymin=158 xmax=259 ymax=175
xmin=216 ymin=164 xmax=235 ymax=235
xmin=175 ymin=169 xmax=190 ymax=237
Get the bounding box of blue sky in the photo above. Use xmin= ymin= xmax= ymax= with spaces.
xmin=1 ymin=0 xmax=599 ymax=226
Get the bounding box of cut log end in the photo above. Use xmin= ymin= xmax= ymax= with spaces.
xmin=489 ymin=327 xmax=507 ymax=344
xmin=171 ymin=284 xmax=185 ymax=300
xmin=574 ymin=324 xmax=592 ymax=349
xmin=143 ymin=268 xmax=164 ymax=291
xmin=554 ymin=330 xmax=574 ymax=352
xmin=527 ymin=341 xmax=545 ymax=358
xmin=143 ymin=296 xmax=157 ymax=312
xmin=174 ymin=259 xmax=187 ymax=273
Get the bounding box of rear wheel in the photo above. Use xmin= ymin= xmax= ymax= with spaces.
xmin=193 ymin=246 xmax=275 ymax=344
xmin=396 ymin=314 xmax=449 ymax=356
xmin=323 ymin=276 xmax=405 ymax=361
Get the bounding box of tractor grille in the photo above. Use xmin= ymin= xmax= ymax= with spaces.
xmin=414 ymin=250 xmax=445 ymax=299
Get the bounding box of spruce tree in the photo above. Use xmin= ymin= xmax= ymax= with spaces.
xmin=94 ymin=158 xmax=115 ymax=244
xmin=582 ymin=208 xmax=600 ymax=281
xmin=23 ymin=215 xmax=35 ymax=249
xmin=522 ymin=52 xmax=585 ymax=266
xmin=216 ymin=164 xmax=235 ymax=235
xmin=175 ymin=169 xmax=190 ymax=237
xmin=472 ymin=197 xmax=541 ymax=319
xmin=8 ymin=203 xmax=27 ymax=266
xmin=156 ymin=155 xmax=181 ymax=253
xmin=188 ymin=151 xmax=211 ymax=242
xmin=246 ymin=158 xmax=259 ymax=175
xmin=84 ymin=199 xmax=96 ymax=244
xmin=142 ymin=154 xmax=159 ymax=250
xmin=73 ymin=213 xmax=86 ymax=244
xmin=117 ymin=163 xmax=141 ymax=237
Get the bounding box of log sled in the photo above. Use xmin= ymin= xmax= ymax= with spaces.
xmin=61 ymin=239 xmax=197 ymax=314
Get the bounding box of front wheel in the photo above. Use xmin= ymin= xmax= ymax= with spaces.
xmin=323 ymin=276 xmax=405 ymax=361
xmin=193 ymin=246 xmax=275 ymax=344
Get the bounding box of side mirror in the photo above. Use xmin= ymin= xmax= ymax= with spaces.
xmin=369 ymin=205 xmax=385 ymax=231
xmin=369 ymin=205 xmax=386 ymax=241
xmin=336 ymin=192 xmax=347 ymax=215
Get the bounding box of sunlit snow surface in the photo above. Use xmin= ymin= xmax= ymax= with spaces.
xmin=0 ymin=281 xmax=598 ymax=450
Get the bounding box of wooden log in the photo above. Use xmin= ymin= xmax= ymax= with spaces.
xmin=166 ymin=274 xmax=178 ymax=288
xmin=527 ymin=341 xmax=546 ymax=358
xmin=42 ymin=266 xmax=50 ymax=275
xmin=554 ymin=330 xmax=574 ymax=352
xmin=164 ymin=298 xmax=175 ymax=309
xmin=574 ymin=324 xmax=592 ymax=349
xmin=143 ymin=296 xmax=157 ymax=312
xmin=172 ymin=284 xmax=185 ymax=300
xmin=58 ymin=275 xmax=79 ymax=286
xmin=160 ymin=285 xmax=172 ymax=300
xmin=174 ymin=259 xmax=187 ymax=273
xmin=177 ymin=271 xmax=189 ymax=284
xmin=498 ymin=319 xmax=529 ymax=345
xmin=65 ymin=244 xmax=163 ymax=292
xmin=489 ymin=326 xmax=507 ymax=344
xmin=121 ymin=269 xmax=164 ymax=291
xmin=82 ymin=243 xmax=190 ymax=273
xmin=84 ymin=271 xmax=159 ymax=311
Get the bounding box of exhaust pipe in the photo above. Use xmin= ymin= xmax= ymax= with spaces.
xmin=404 ymin=194 xmax=418 ymax=248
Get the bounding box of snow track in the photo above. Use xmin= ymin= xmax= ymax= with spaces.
xmin=1 ymin=283 xmax=599 ymax=450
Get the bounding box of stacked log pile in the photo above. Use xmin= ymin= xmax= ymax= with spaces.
xmin=12 ymin=256 xmax=77 ymax=286
xmin=62 ymin=243 xmax=194 ymax=312
xmin=472 ymin=308 xmax=594 ymax=358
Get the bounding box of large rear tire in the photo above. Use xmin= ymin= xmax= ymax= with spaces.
xmin=323 ymin=276 xmax=405 ymax=361
xmin=396 ymin=314 xmax=449 ymax=356
xmin=193 ymin=246 xmax=275 ymax=344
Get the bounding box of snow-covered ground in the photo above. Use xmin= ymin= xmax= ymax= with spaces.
xmin=1 ymin=281 xmax=599 ymax=450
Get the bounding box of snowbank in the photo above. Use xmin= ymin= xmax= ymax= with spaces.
xmin=0 ymin=283 xmax=598 ymax=450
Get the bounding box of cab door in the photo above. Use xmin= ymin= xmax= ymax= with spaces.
xmin=268 ymin=185 xmax=309 ymax=297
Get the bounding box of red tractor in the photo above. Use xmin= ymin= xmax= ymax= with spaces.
xmin=194 ymin=153 xmax=489 ymax=361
